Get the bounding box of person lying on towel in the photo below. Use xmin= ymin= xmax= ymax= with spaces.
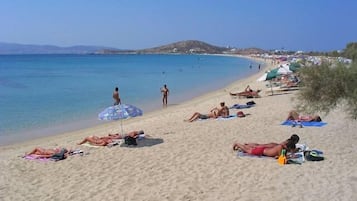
xmin=232 ymin=140 xmax=296 ymax=157
xmin=77 ymin=130 xmax=144 ymax=146
xmin=25 ymin=147 xmax=70 ymax=159
xmin=229 ymin=85 xmax=261 ymax=98
xmin=287 ymin=110 xmax=322 ymax=122
xmin=232 ymin=134 xmax=300 ymax=157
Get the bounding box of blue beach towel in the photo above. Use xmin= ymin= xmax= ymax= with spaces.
xmin=281 ymin=120 xmax=327 ymax=127
xmin=229 ymin=104 xmax=251 ymax=109
xmin=217 ymin=114 xmax=237 ymax=120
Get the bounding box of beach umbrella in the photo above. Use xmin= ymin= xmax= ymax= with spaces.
xmin=289 ymin=62 xmax=301 ymax=72
xmin=257 ymin=68 xmax=281 ymax=95
xmin=256 ymin=68 xmax=279 ymax=82
xmin=277 ymin=64 xmax=293 ymax=75
xmin=266 ymin=68 xmax=279 ymax=80
xmin=98 ymin=103 xmax=143 ymax=134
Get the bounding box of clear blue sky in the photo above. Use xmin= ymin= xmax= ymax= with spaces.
xmin=1 ymin=0 xmax=356 ymax=51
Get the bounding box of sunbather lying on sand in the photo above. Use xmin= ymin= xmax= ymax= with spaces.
xmin=78 ymin=130 xmax=144 ymax=146
xmin=26 ymin=147 xmax=70 ymax=159
xmin=230 ymin=85 xmax=261 ymax=98
xmin=287 ymin=110 xmax=322 ymax=122
xmin=232 ymin=140 xmax=296 ymax=157
xmin=233 ymin=134 xmax=300 ymax=151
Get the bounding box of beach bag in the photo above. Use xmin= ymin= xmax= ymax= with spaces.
xmin=50 ymin=148 xmax=67 ymax=161
xmin=304 ymin=150 xmax=324 ymax=161
xmin=246 ymin=101 xmax=256 ymax=106
xmin=124 ymin=136 xmax=137 ymax=146
xmin=286 ymin=152 xmax=304 ymax=164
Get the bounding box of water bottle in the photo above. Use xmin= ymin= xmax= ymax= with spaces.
xmin=277 ymin=149 xmax=286 ymax=165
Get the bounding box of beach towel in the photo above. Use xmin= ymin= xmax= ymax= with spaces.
xmin=236 ymin=151 xmax=270 ymax=158
xmin=69 ymin=149 xmax=85 ymax=156
xmin=23 ymin=155 xmax=52 ymax=162
xmin=80 ymin=142 xmax=102 ymax=148
xmin=217 ymin=114 xmax=237 ymax=120
xmin=281 ymin=120 xmax=327 ymax=127
xmin=229 ymin=104 xmax=251 ymax=109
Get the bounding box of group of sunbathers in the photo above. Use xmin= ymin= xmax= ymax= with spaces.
xmin=25 ymin=130 xmax=145 ymax=159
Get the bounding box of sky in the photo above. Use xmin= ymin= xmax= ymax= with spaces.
xmin=1 ymin=0 xmax=357 ymax=51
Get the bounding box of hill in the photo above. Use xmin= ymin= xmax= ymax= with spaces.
xmin=137 ymin=40 xmax=229 ymax=54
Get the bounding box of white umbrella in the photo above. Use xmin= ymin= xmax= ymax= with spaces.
xmin=277 ymin=64 xmax=292 ymax=75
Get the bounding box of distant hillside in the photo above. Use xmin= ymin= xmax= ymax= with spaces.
xmin=136 ymin=40 xmax=229 ymax=54
xmin=0 ymin=42 xmax=118 ymax=54
xmin=0 ymin=41 xmax=268 ymax=55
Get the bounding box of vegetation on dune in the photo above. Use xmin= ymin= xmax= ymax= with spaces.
xmin=296 ymin=43 xmax=357 ymax=119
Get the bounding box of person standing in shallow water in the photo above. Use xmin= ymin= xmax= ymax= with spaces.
xmin=161 ymin=84 xmax=169 ymax=106
xmin=113 ymin=87 xmax=121 ymax=105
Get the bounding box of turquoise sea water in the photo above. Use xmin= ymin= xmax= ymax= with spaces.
xmin=0 ymin=54 xmax=256 ymax=145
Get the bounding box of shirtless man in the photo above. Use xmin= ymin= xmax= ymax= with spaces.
xmin=161 ymin=84 xmax=169 ymax=106
xmin=113 ymin=87 xmax=121 ymax=105
xmin=218 ymin=102 xmax=230 ymax=118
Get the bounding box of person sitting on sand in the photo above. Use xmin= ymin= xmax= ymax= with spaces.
xmin=77 ymin=130 xmax=145 ymax=146
xmin=185 ymin=108 xmax=219 ymax=122
xmin=218 ymin=102 xmax=230 ymax=118
xmin=287 ymin=110 xmax=322 ymax=122
xmin=233 ymin=134 xmax=300 ymax=151
xmin=26 ymin=147 xmax=70 ymax=159
xmin=211 ymin=102 xmax=230 ymax=118
xmin=233 ymin=139 xmax=296 ymax=157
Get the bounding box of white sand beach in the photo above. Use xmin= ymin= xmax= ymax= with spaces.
xmin=0 ymin=57 xmax=356 ymax=201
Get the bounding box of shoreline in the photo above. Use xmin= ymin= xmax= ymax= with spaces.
xmin=0 ymin=54 xmax=260 ymax=147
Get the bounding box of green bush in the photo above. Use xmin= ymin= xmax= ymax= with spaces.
xmin=296 ymin=61 xmax=357 ymax=119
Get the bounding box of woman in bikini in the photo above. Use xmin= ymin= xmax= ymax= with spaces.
xmin=233 ymin=140 xmax=296 ymax=157
xmin=77 ymin=130 xmax=145 ymax=146
xmin=234 ymin=134 xmax=300 ymax=150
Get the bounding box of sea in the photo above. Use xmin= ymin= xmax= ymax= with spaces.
xmin=0 ymin=54 xmax=257 ymax=145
